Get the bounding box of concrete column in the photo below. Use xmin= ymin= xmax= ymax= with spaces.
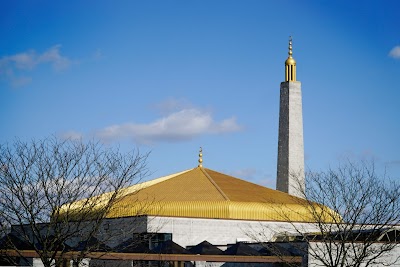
xmin=276 ymin=81 xmax=305 ymax=198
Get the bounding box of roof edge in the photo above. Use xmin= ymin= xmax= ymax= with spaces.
xmin=120 ymin=168 xmax=194 ymax=197
xmin=200 ymin=167 xmax=230 ymax=201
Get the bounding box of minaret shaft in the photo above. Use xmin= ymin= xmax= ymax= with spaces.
xmin=276 ymin=82 xmax=305 ymax=197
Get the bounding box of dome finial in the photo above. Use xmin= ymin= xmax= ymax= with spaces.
xmin=198 ymin=147 xmax=203 ymax=167
xmin=285 ymin=36 xmax=297 ymax=82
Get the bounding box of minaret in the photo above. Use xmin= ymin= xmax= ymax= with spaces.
xmin=276 ymin=37 xmax=305 ymax=198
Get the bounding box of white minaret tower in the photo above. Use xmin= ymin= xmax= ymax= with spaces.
xmin=276 ymin=37 xmax=305 ymax=198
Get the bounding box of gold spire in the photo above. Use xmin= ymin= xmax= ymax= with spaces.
xmin=198 ymin=147 xmax=203 ymax=167
xmin=285 ymin=36 xmax=297 ymax=82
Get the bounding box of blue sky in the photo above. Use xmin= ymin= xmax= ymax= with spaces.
xmin=1 ymin=0 xmax=399 ymax=187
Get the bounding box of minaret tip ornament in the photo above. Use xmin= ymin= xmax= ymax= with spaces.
xmin=198 ymin=147 xmax=203 ymax=167
xmin=285 ymin=36 xmax=297 ymax=82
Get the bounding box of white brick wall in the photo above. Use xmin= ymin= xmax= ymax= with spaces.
xmin=147 ymin=216 xmax=317 ymax=248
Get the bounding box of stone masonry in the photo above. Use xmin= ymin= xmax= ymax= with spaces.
xmin=276 ymin=81 xmax=305 ymax=198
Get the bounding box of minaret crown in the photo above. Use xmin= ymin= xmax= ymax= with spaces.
xmin=285 ymin=36 xmax=297 ymax=82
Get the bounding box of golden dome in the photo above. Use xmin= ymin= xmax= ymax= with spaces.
xmin=61 ymin=167 xmax=338 ymax=223
xmin=285 ymin=57 xmax=296 ymax=66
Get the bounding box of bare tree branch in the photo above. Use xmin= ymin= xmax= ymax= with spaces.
xmin=0 ymin=137 xmax=149 ymax=267
xmin=252 ymin=160 xmax=400 ymax=267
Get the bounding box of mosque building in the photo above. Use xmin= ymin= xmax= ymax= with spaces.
xmin=9 ymin=38 xmax=398 ymax=267
xmin=77 ymin=37 xmax=319 ymax=251
xmin=0 ymin=38 xmax=343 ymax=267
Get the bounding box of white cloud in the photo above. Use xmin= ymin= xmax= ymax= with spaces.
xmin=8 ymin=50 xmax=37 ymax=70
xmin=229 ymin=168 xmax=275 ymax=188
xmin=0 ymin=45 xmax=72 ymax=87
xmin=389 ymin=46 xmax=400 ymax=59
xmin=387 ymin=160 xmax=400 ymax=166
xmin=60 ymin=131 xmax=84 ymax=141
xmin=96 ymin=108 xmax=242 ymax=144
xmin=152 ymin=98 xmax=194 ymax=115
xmin=38 ymin=45 xmax=71 ymax=71
xmin=4 ymin=68 xmax=32 ymax=87
xmin=229 ymin=168 xmax=257 ymax=179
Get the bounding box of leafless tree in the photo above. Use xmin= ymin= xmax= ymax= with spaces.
xmin=256 ymin=161 xmax=400 ymax=267
xmin=0 ymin=137 xmax=149 ymax=267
